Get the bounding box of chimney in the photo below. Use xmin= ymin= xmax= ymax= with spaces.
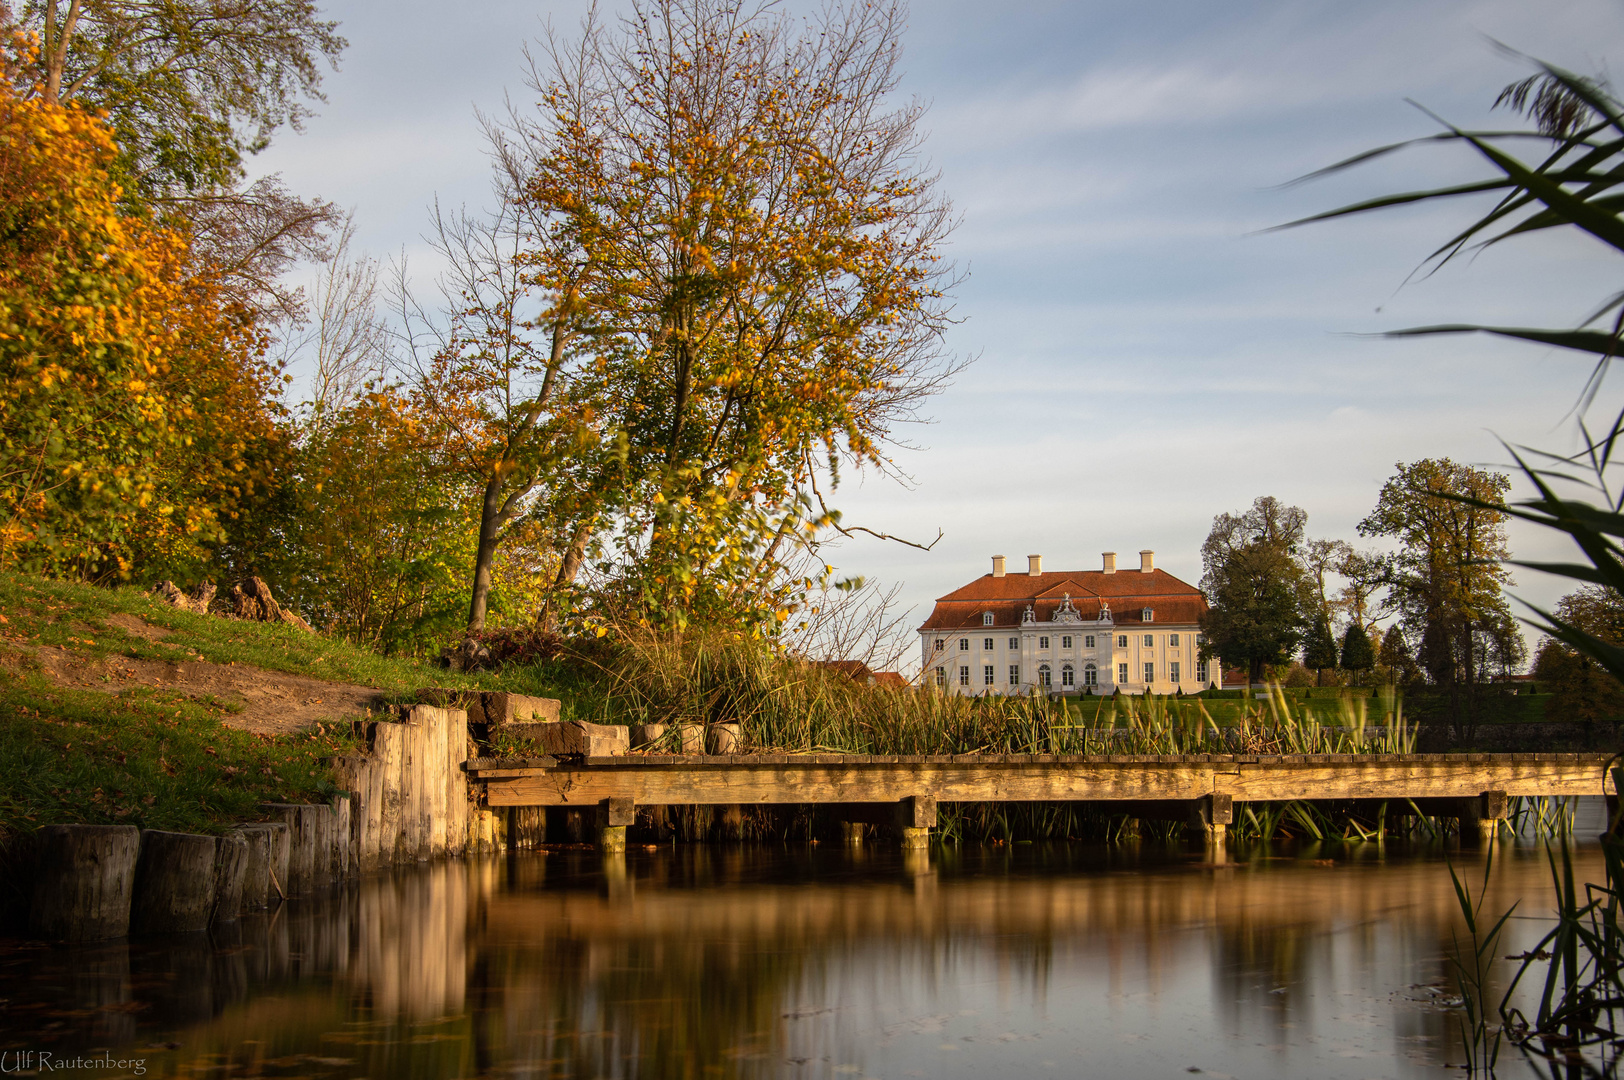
xmin=1027 ymin=554 xmax=1042 ymax=577
xmin=992 ymin=555 xmax=1006 ymax=578
xmin=1102 ymin=552 xmax=1116 ymax=575
xmin=1140 ymin=549 xmax=1155 ymax=573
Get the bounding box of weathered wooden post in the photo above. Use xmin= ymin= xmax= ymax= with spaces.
xmin=259 ymin=804 xmax=318 ymax=895
xmin=596 ymin=797 xmax=634 ymax=853
xmin=130 ymin=831 xmax=218 ymax=934
xmin=29 ymin=824 xmax=140 ymax=942
xmin=676 ymin=723 xmax=705 ymax=754
xmin=211 ymin=832 xmax=250 ymax=923
xmin=1189 ymin=794 xmax=1233 ymax=845
xmin=897 ymin=796 xmax=935 ymax=850
xmin=1467 ymin=790 xmax=1508 ymax=842
xmin=707 ymin=723 xmax=742 ymax=754
xmin=228 ymin=825 xmax=272 ymax=912
xmin=841 ymin=821 xmax=866 ymax=845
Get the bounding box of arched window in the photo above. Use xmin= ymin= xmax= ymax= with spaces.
xmin=1038 ymin=663 xmax=1052 ymax=688
xmin=1083 ymin=662 xmax=1098 ymax=686
xmin=1061 ymin=664 xmax=1075 ymax=687
xmin=983 ymin=612 xmax=994 ymax=626
xmin=1142 ymin=608 xmax=1154 ymax=622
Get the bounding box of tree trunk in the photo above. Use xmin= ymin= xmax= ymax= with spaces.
xmin=537 ymin=520 xmax=592 ymax=631
xmin=467 ymin=473 xmax=505 ymax=632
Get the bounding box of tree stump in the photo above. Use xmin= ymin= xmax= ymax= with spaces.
xmin=131 ymin=831 xmax=218 ymax=934
xmin=676 ymin=723 xmax=705 ymax=754
xmin=28 ymin=824 xmax=140 ymax=942
xmin=707 ymin=723 xmax=742 ymax=754
xmin=211 ymin=832 xmax=250 ymax=923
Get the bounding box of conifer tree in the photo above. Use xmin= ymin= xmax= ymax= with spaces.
xmin=1340 ymin=623 xmax=1375 ymax=684
xmin=1303 ymin=612 xmax=1339 ymax=684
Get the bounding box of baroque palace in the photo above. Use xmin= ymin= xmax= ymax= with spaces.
xmin=918 ymin=551 xmax=1212 ymax=696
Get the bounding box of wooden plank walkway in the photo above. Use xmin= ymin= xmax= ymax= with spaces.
xmin=467 ymin=752 xmax=1615 ymax=808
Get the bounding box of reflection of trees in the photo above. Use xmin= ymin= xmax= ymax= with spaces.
xmin=0 ymin=841 xmax=1602 ymax=1078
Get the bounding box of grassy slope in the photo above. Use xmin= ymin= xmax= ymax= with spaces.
xmin=0 ymin=573 xmax=567 ymax=838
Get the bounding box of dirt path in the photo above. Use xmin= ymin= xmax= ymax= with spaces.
xmin=14 ymin=614 xmax=388 ymax=736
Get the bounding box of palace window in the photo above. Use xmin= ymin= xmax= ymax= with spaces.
xmin=1197 ymin=659 xmax=1209 ymax=684
xmin=983 ymin=612 xmax=994 ymax=626
xmin=983 ymin=638 xmax=994 ymax=651
xmin=1009 ymin=664 xmax=1020 ymax=686
xmin=983 ymin=665 xmax=995 ymax=686
xmin=1143 ymin=661 xmax=1155 ymax=684
xmin=1062 ymin=635 xmax=1073 ymax=649
xmin=1117 ymin=635 xmax=1128 ymax=648
xmin=1169 ymin=633 xmax=1179 ymax=647
xmin=934 ymin=666 xmax=945 ymax=686
xmin=958 ymin=666 xmax=970 ymax=686
xmin=1085 ymin=635 xmax=1095 ymax=648
xmin=933 ymin=638 xmax=944 ymax=652
xmin=1170 ymin=662 xmax=1181 ymax=684
xmin=1061 ymin=664 xmax=1075 ymax=687
xmin=1039 ymin=636 xmax=1050 ymax=650
xmin=959 ymin=638 xmax=970 ymax=652
xmin=1143 ymin=634 xmax=1154 ymax=648
xmin=1142 ymin=608 xmax=1154 ymax=622
xmin=1009 ymin=637 xmax=1019 ymax=649
xmin=1118 ymin=662 xmax=1129 ymax=684
xmin=1038 ymin=664 xmax=1052 ymax=688
xmin=1084 ymin=663 xmax=1098 ymax=686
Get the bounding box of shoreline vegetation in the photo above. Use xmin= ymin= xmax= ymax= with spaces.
xmin=0 ymin=571 xmax=1596 ymax=850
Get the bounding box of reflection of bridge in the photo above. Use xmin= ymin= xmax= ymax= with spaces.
xmin=466 ymin=752 xmax=1614 ymax=847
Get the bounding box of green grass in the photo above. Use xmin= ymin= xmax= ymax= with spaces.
xmin=0 ymin=573 xmax=575 ymax=841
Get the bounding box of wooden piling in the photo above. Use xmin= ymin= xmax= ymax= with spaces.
xmin=259 ymin=804 xmax=319 ymax=895
xmin=130 ymin=831 xmax=218 ymax=934
xmin=28 ymin=824 xmax=140 ymax=942
xmin=211 ymin=832 xmax=250 ymax=923
xmin=228 ymin=826 xmax=272 ymax=913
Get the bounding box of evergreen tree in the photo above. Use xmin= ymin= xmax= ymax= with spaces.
xmin=1340 ymin=623 xmax=1375 ymax=682
xmin=1303 ymin=612 xmax=1339 ymax=683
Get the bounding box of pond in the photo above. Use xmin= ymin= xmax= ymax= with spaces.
xmin=0 ymin=801 xmax=1613 ymax=1079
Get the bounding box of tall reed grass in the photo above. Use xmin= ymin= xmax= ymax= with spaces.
xmin=563 ymin=629 xmax=1416 ymax=756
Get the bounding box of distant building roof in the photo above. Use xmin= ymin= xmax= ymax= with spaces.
xmin=919 ymin=568 xmax=1208 ymax=632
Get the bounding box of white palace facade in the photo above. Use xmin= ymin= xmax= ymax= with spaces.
xmin=918 ymin=551 xmax=1213 ymax=697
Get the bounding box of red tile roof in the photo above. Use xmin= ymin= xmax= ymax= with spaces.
xmin=918 ymin=568 xmax=1207 ymax=631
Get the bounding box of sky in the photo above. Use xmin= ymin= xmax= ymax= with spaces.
xmin=252 ymin=0 xmax=1624 ymax=662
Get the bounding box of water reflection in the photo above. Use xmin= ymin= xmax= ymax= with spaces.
xmin=0 ymin=829 xmax=1605 ymax=1079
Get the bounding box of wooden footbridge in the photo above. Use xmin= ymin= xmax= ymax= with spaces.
xmin=465 ymin=751 xmax=1619 ymax=848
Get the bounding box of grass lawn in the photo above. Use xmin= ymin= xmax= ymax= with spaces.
xmin=0 ymin=573 xmax=571 ymax=839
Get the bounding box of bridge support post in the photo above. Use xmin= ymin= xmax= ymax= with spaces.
xmin=1469 ymin=790 xmax=1508 ymax=842
xmin=1189 ymin=794 xmax=1232 ymax=845
xmin=596 ymin=798 xmax=634 ymax=853
xmin=841 ymin=822 xmax=865 ymax=845
xmin=897 ymin=796 xmax=935 ymax=850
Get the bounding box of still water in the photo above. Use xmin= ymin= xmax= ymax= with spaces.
xmin=0 ymin=804 xmax=1613 ymax=1080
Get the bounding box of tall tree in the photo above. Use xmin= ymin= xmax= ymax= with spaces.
xmin=1303 ymin=611 xmax=1339 ymax=684
xmin=1532 ymin=585 xmax=1624 ymax=727
xmin=501 ymin=0 xmax=960 ymax=631
xmin=1358 ymin=459 xmax=1515 ymax=687
xmin=9 ymin=0 xmax=345 ymax=315
xmin=1340 ymin=622 xmax=1375 ymax=683
xmin=1198 ymin=496 xmax=1313 ymax=685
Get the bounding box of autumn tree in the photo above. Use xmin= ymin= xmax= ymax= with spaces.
xmin=0 ymin=72 xmax=281 ymax=575
xmin=1358 ymin=459 xmax=1517 ymax=685
xmin=500 ymin=0 xmax=960 ymax=631
xmin=9 ymin=0 xmax=345 ymax=316
xmin=1198 ymin=496 xmax=1314 ymax=685
xmin=1533 ymin=585 xmax=1624 ymax=728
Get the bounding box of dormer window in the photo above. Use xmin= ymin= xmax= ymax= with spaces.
xmin=1142 ymin=608 xmax=1154 ymax=622
xmin=982 ymin=612 xmax=994 ymax=626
